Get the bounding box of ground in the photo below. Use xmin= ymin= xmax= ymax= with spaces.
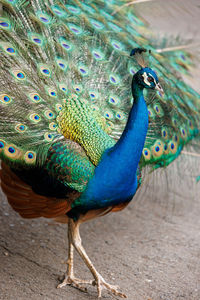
xmin=0 ymin=1 xmax=200 ymax=300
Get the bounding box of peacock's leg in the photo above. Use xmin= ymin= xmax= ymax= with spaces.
xmin=69 ymin=218 xmax=127 ymax=298
xmin=57 ymin=223 xmax=93 ymax=292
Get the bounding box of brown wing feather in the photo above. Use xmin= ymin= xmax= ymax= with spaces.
xmin=0 ymin=162 xmax=80 ymax=219
xmin=0 ymin=162 xmax=130 ymax=223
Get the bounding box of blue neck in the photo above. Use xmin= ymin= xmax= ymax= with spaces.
xmin=111 ymin=81 xmax=148 ymax=175
xmin=73 ymin=79 xmax=149 ymax=210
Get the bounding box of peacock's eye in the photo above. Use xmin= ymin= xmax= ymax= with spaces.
xmin=147 ymin=76 xmax=154 ymax=83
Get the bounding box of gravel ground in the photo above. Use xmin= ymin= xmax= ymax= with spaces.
xmin=0 ymin=1 xmax=200 ymax=300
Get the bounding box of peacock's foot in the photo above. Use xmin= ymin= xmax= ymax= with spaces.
xmin=57 ymin=275 xmax=93 ymax=292
xmin=92 ymin=273 xmax=127 ymax=298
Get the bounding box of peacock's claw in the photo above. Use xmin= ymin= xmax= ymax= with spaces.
xmin=57 ymin=275 xmax=93 ymax=292
xmin=93 ymin=274 xmax=127 ymax=298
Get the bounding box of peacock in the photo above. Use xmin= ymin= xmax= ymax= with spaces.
xmin=0 ymin=0 xmax=200 ymax=298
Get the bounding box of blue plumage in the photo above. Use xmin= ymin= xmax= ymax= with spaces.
xmin=74 ymin=68 xmax=153 ymax=212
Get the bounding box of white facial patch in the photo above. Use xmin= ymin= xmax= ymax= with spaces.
xmin=142 ymin=72 xmax=156 ymax=86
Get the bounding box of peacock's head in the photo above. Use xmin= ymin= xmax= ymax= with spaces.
xmin=134 ymin=67 xmax=164 ymax=95
xmin=130 ymin=48 xmax=164 ymax=95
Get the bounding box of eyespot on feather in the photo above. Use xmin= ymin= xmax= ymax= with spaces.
xmin=0 ymin=18 xmax=11 ymax=30
xmin=38 ymin=64 xmax=51 ymax=77
xmin=107 ymin=121 xmax=115 ymax=130
xmin=115 ymin=111 xmax=125 ymax=121
xmin=188 ymin=119 xmax=194 ymax=130
xmin=162 ymin=128 xmax=168 ymax=139
xmin=168 ymin=141 xmax=178 ymax=154
xmin=172 ymin=117 xmax=178 ymax=127
xmin=73 ymin=85 xmax=83 ymax=93
xmin=15 ymin=123 xmax=27 ymax=133
xmin=55 ymin=104 xmax=62 ymax=112
xmin=107 ymin=22 xmax=122 ymax=33
xmin=4 ymin=144 xmax=22 ymax=160
xmin=153 ymin=104 xmax=164 ymax=117
xmin=44 ymin=110 xmax=55 ymax=119
xmin=81 ymin=3 xmax=96 ymax=14
xmin=143 ymin=148 xmax=151 ymax=160
xmin=91 ymin=105 xmax=100 ymax=112
xmin=28 ymin=32 xmax=44 ymax=46
xmin=66 ymin=5 xmax=81 ymax=14
xmin=36 ymin=11 xmax=52 ymax=25
xmin=0 ymin=42 xmax=16 ymax=55
xmin=0 ymin=94 xmax=12 ymax=104
xmin=104 ymin=110 xmax=114 ymax=120
xmin=108 ymin=95 xmax=120 ymax=106
xmin=51 ymin=5 xmax=67 ymax=17
xmin=163 ymin=143 xmax=169 ymax=154
xmin=11 ymin=69 xmax=26 ymax=81
xmin=46 ymin=88 xmax=57 ymax=98
xmin=89 ymin=18 xmax=104 ymax=30
xmin=44 ymin=132 xmax=54 ymax=142
xmin=0 ymin=139 xmax=6 ymax=152
xmin=173 ymin=134 xmax=179 ymax=143
xmin=148 ymin=108 xmax=155 ymax=118
xmin=68 ymin=23 xmax=82 ymax=35
xmin=92 ymin=49 xmax=105 ymax=61
xmin=24 ymin=151 xmax=36 ymax=164
xmin=59 ymin=83 xmax=68 ymax=93
xmin=56 ymin=58 xmax=68 ymax=71
xmin=109 ymin=74 xmax=120 ymax=85
xmin=28 ymin=92 xmax=41 ymax=103
xmin=49 ymin=122 xmax=57 ymax=131
xmin=29 ymin=113 xmax=41 ymax=123
xmin=110 ymin=39 xmax=124 ymax=51
xmin=180 ymin=127 xmax=187 ymax=139
xmin=78 ymin=65 xmax=89 ymax=76
xmin=59 ymin=37 xmax=73 ymax=51
xmin=151 ymin=140 xmax=164 ymax=157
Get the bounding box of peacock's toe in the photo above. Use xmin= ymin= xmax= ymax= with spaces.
xmin=57 ymin=275 xmax=93 ymax=292
xmin=93 ymin=273 xmax=127 ymax=298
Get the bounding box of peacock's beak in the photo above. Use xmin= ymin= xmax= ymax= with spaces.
xmin=155 ymin=83 xmax=164 ymax=96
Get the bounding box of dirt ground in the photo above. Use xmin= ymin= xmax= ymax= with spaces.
xmin=0 ymin=1 xmax=200 ymax=300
